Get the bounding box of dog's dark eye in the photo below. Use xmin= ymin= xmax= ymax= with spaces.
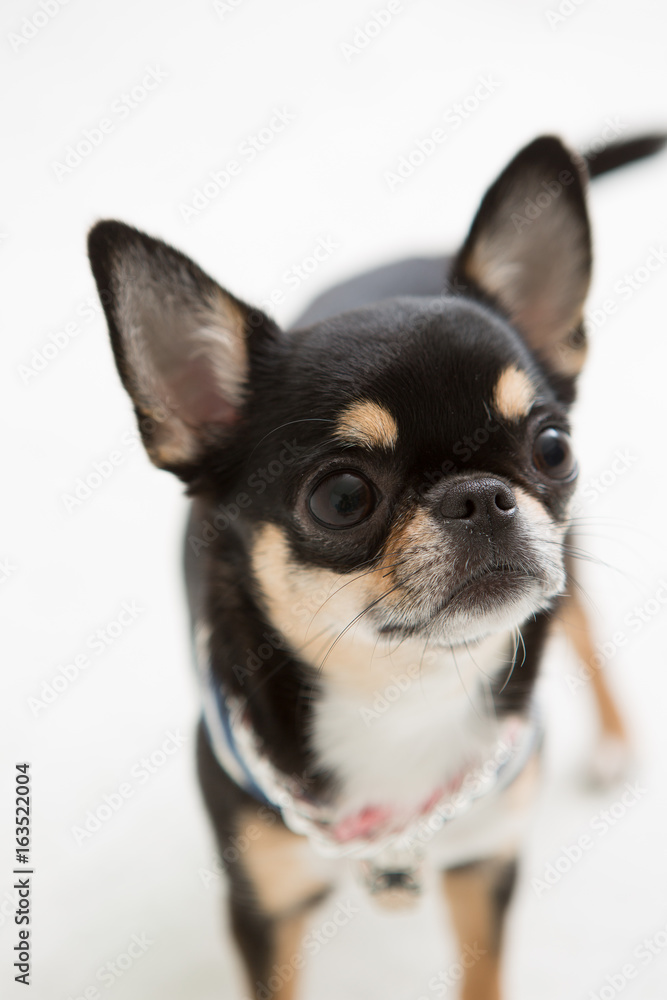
xmin=533 ymin=428 xmax=576 ymax=480
xmin=308 ymin=472 xmax=376 ymax=528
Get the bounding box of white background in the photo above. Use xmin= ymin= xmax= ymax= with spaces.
xmin=2 ymin=1 xmax=667 ymax=998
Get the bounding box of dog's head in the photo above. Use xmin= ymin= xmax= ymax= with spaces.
xmin=89 ymin=136 xmax=590 ymax=664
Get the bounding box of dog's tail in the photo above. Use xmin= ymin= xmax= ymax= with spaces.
xmin=585 ymin=133 xmax=666 ymax=179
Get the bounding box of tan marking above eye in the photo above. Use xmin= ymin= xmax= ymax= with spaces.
xmin=492 ymin=365 xmax=537 ymax=422
xmin=334 ymin=400 xmax=398 ymax=451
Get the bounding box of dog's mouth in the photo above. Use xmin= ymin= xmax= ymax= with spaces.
xmin=438 ymin=565 xmax=531 ymax=613
xmin=378 ymin=564 xmax=537 ymax=638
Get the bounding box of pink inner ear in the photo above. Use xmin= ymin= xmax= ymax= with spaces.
xmin=167 ymin=357 xmax=239 ymax=428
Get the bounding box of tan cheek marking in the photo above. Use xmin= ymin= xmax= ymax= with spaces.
xmin=237 ymin=809 xmax=331 ymax=918
xmin=492 ymin=365 xmax=536 ymax=422
xmin=334 ymin=400 xmax=398 ymax=450
xmin=250 ymin=523 xmax=392 ymax=691
xmin=513 ymin=485 xmax=567 ymax=548
xmin=250 ymin=521 xmax=373 ymax=641
xmin=252 ymin=524 xmax=380 ymax=685
xmin=513 ymin=486 xmax=560 ymax=530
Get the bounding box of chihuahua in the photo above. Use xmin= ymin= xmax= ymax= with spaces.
xmin=89 ymin=133 xmax=664 ymax=1000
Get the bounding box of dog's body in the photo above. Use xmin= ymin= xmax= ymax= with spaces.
xmin=89 ymin=133 xmax=663 ymax=999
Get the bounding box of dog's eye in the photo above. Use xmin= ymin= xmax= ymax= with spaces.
xmin=533 ymin=428 xmax=577 ymax=480
xmin=308 ymin=472 xmax=376 ymax=528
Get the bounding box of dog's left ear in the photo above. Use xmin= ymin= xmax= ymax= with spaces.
xmin=451 ymin=136 xmax=591 ymax=379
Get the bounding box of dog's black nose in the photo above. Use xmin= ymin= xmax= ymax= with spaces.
xmin=440 ymin=478 xmax=516 ymax=530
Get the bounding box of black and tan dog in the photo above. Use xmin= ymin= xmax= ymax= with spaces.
xmin=88 ymin=134 xmax=663 ymax=999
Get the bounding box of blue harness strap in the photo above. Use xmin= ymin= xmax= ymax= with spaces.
xmin=201 ymin=670 xmax=273 ymax=806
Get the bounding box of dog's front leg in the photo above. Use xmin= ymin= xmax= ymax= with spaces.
xmin=197 ymin=723 xmax=333 ymax=999
xmin=441 ymin=856 xmax=517 ymax=1000
xmin=228 ymin=808 xmax=334 ymax=1000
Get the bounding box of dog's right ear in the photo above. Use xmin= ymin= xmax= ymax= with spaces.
xmin=88 ymin=221 xmax=279 ymax=477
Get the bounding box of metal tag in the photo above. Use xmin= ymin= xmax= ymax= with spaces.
xmin=358 ymin=842 xmax=424 ymax=910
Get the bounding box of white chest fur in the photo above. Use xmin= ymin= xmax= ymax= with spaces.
xmin=310 ymin=630 xmax=514 ymax=816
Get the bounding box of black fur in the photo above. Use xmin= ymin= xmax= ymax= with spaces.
xmin=88 ymin=132 xmax=665 ymax=998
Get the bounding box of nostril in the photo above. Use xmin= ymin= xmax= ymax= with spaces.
xmin=463 ymin=498 xmax=475 ymax=519
xmin=494 ymin=487 xmax=516 ymax=513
